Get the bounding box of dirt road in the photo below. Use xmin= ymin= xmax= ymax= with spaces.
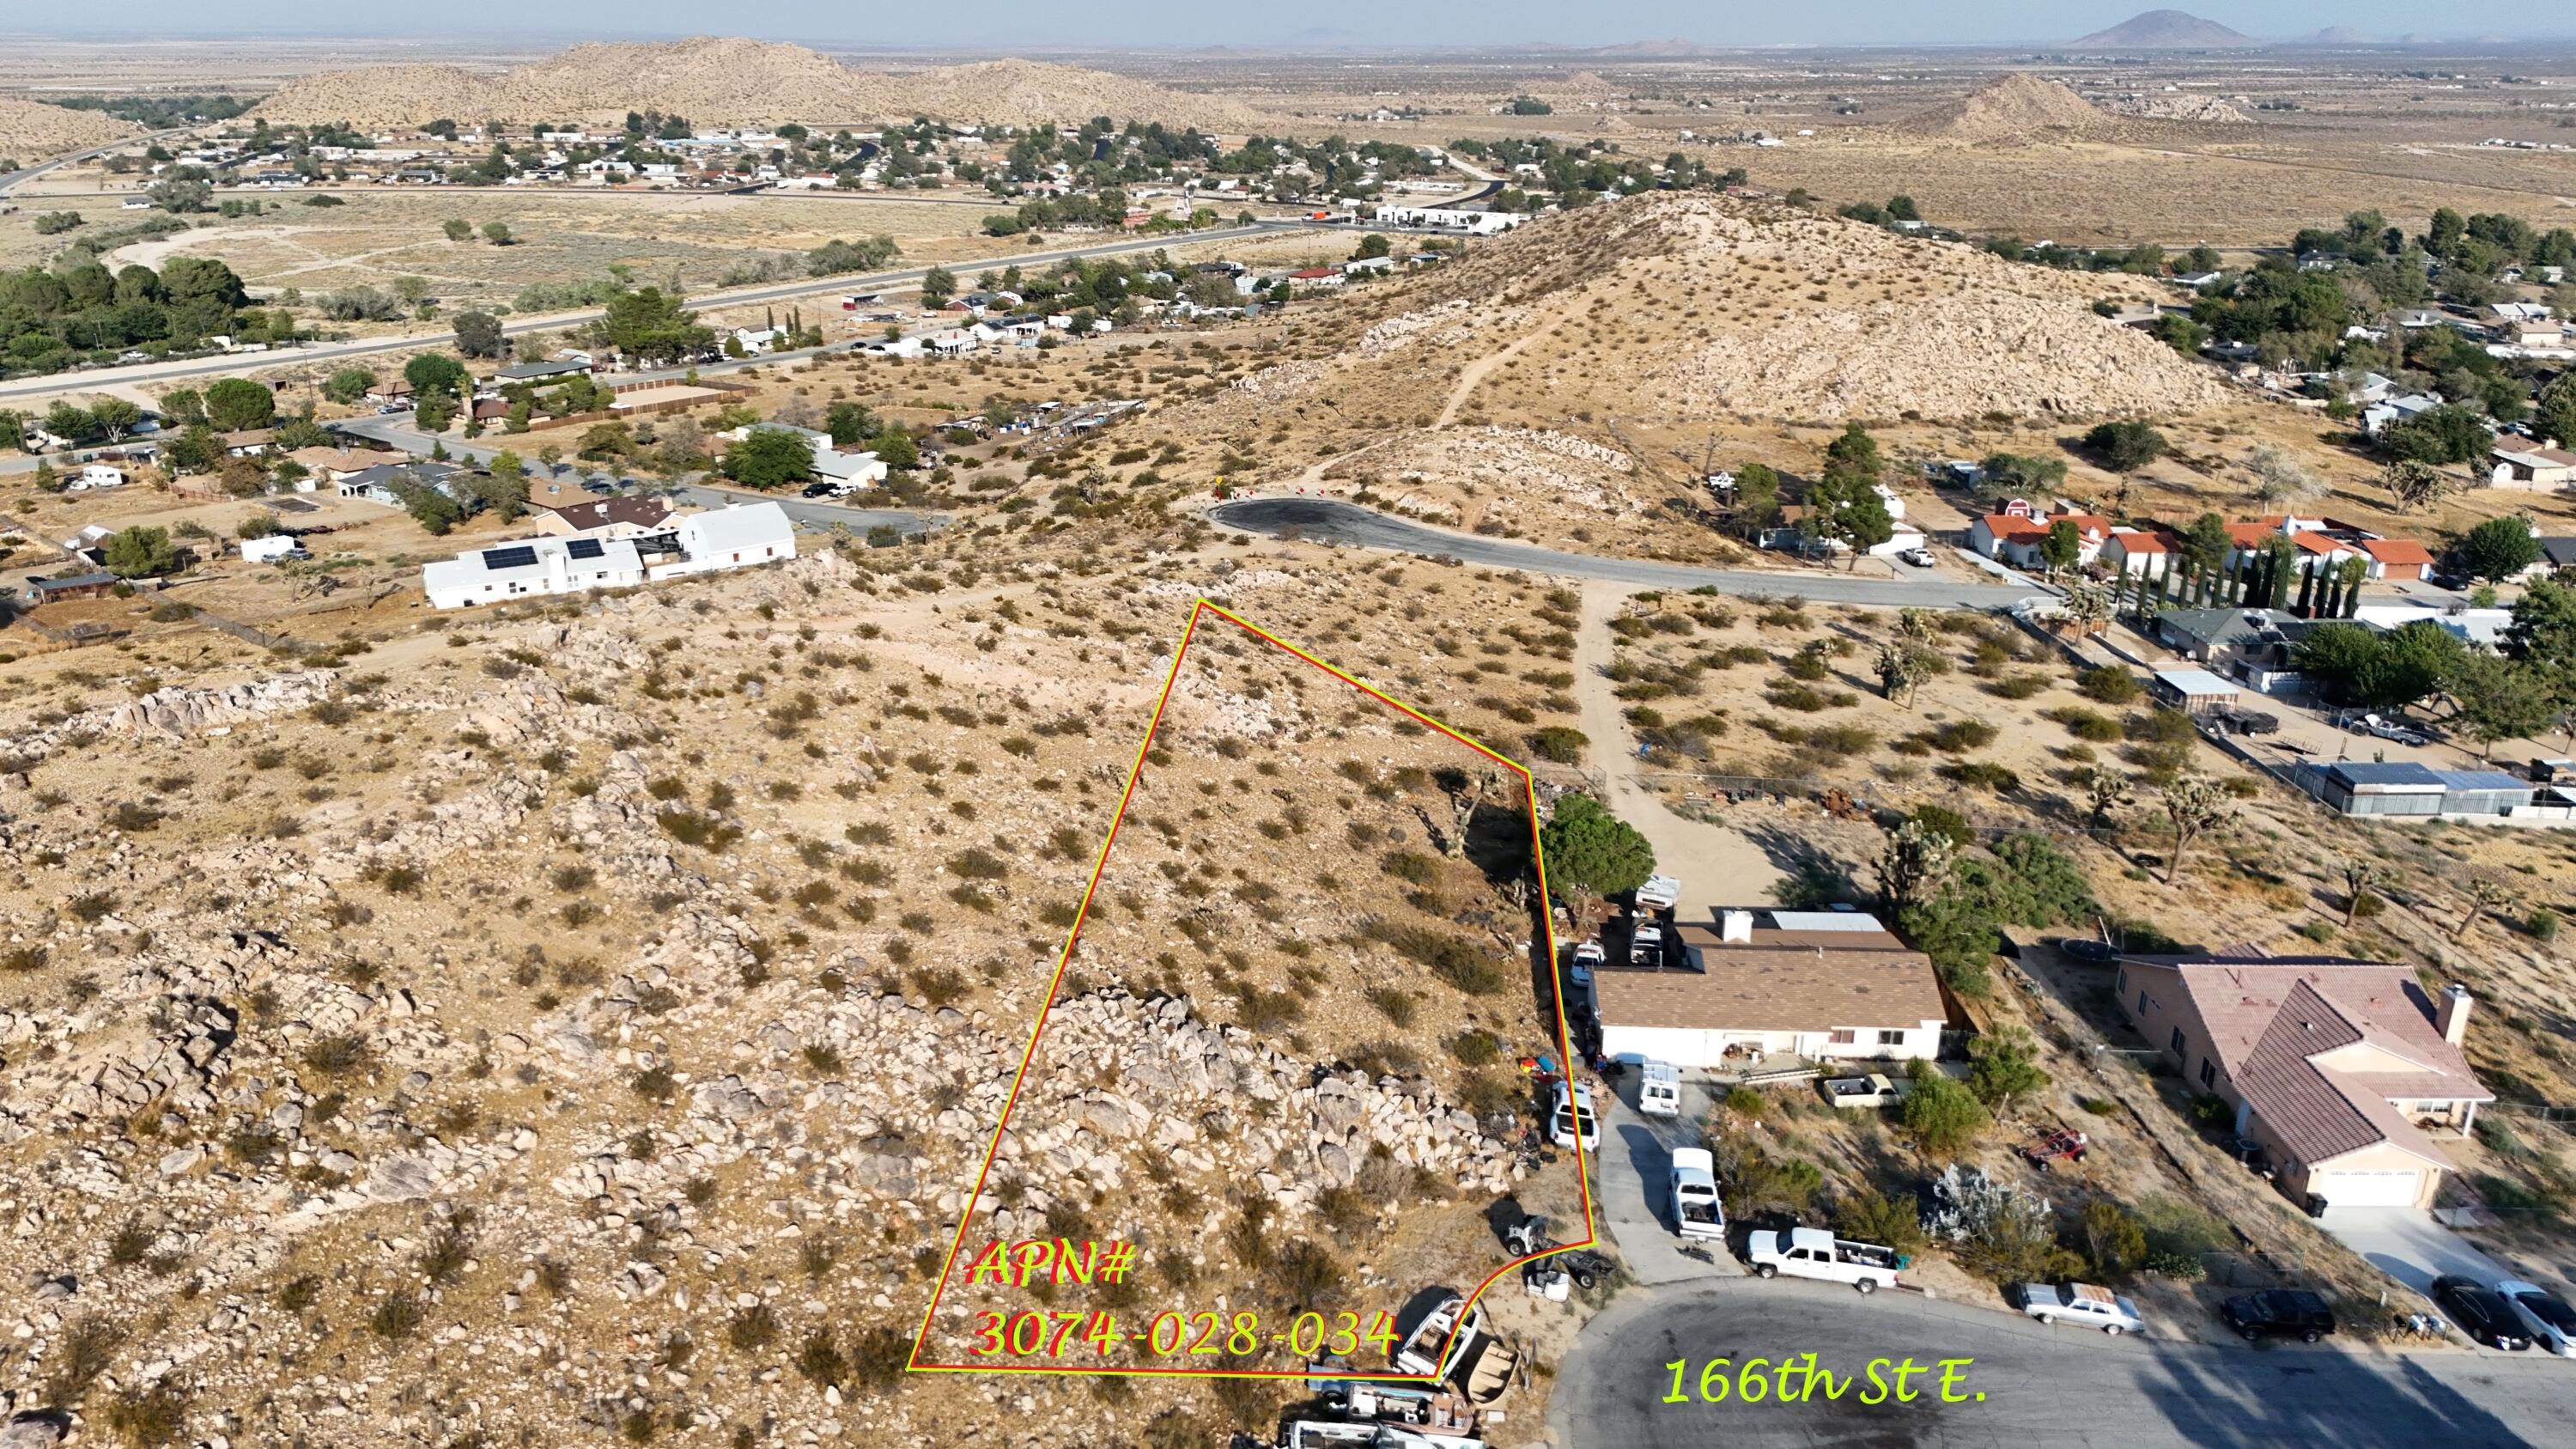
xmin=1575 ymin=580 xmax=1784 ymax=921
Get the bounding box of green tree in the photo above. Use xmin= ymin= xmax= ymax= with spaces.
xmin=2458 ymin=515 xmax=2542 ymax=582
xmin=1538 ymin=793 xmax=1655 ymax=935
xmin=29 ymin=458 xmax=60 ymax=492
xmin=2537 ymin=374 xmax=2576 ymax=452
xmin=1979 ymin=452 xmax=2067 ymax=502
xmin=148 ymin=178 xmax=210 ymax=213
xmin=1833 ymin=1186 xmax=1927 ymax=1255
xmin=390 ymin=474 xmax=465 ymax=533
xmin=2179 ymin=512 xmax=2233 ymax=573
xmin=1901 ymin=1068 xmax=1984 ymax=1161
xmin=1352 ymin=233 xmax=1392 ymax=259
xmin=722 ymin=428 xmax=817 ymax=489
xmin=443 ymin=218 xmax=473 ymax=241
xmin=825 ymin=401 xmax=879 ymax=447
xmin=161 ymin=424 xmax=220 ymax=474
xmin=2084 ymin=420 xmax=2167 ymax=474
xmin=452 ymin=310 xmax=507 ymax=360
xmin=2038 ymin=519 xmax=2082 ymax=576
xmin=103 ymin=525 xmax=178 ymax=577
xmin=2452 ymin=654 xmax=2556 ymax=759
xmin=2381 ymin=404 xmax=2492 ymax=466
xmin=392 ymin=275 xmax=433 ymax=318
xmin=88 ymin=396 xmax=141 ymax=441
xmin=404 ymin=353 xmax=470 ymax=399
xmin=2081 ymin=1201 xmax=2147 ymax=1279
xmin=321 ymin=368 xmax=377 ymax=404
xmin=477 ymin=449 xmax=530 ymax=521
xmin=872 ymin=429 xmax=919 ymax=471
xmin=202 ymin=378 xmax=276 ymax=431
xmin=481 ymin=221 xmax=513 ymax=246
xmin=920 ymin=265 xmax=957 ymax=305
xmin=601 ymin=286 xmax=712 ymax=363
xmin=1967 ymin=1026 xmax=2050 ymax=1120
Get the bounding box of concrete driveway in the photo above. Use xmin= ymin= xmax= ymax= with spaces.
xmin=1594 ymin=1074 xmax=1741 ymax=1288
xmin=1550 ymin=1276 xmax=2576 ymax=1449
xmin=2318 ymin=1208 xmax=2512 ymax=1294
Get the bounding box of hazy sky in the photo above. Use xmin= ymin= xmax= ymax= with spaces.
xmin=13 ymin=4 xmax=2568 ymax=48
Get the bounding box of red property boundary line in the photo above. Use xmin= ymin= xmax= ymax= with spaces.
xmin=904 ymin=599 xmax=1597 ymax=1378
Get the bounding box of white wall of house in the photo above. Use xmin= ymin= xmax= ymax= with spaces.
xmin=1601 ymin=1021 xmax=1940 ymax=1068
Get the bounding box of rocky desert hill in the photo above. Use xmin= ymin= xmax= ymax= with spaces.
xmin=0 ymin=519 xmax=1589 ymax=1446
xmin=249 ymin=39 xmax=1260 ymax=132
xmin=0 ymin=98 xmax=143 ymax=165
xmin=1168 ymin=191 xmax=2233 ymax=551
xmin=1903 ymin=72 xmax=2110 ymax=143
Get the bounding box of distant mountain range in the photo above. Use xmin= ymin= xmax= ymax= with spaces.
xmin=2069 ymin=9 xmax=2257 ymax=49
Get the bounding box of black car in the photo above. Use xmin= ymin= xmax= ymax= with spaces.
xmin=2220 ymin=1289 xmax=2336 ymax=1343
xmin=799 ymin=481 xmax=836 ymax=498
xmin=2432 ymin=1275 xmax=2534 ymax=1350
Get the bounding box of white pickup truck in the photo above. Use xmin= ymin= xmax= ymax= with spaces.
xmin=1670 ymin=1148 xmax=1726 ymax=1240
xmin=1746 ymin=1226 xmax=1904 ymax=1294
xmin=1636 ymin=874 xmax=1680 ymax=912
xmin=1821 ymin=1073 xmax=1913 ymax=1110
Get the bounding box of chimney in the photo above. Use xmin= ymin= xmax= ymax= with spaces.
xmin=1720 ymin=909 xmax=1754 ymax=944
xmin=2438 ymin=983 xmax=2474 ymax=1047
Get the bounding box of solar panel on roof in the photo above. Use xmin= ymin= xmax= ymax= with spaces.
xmin=482 ymin=545 xmax=538 ymax=570
xmin=565 ymin=538 xmax=605 ymax=560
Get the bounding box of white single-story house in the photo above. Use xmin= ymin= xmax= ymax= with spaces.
xmin=1593 ymin=908 xmax=1946 ymax=1068
xmin=2492 ymin=441 xmax=2576 ymax=491
xmin=2098 ymin=527 xmax=2173 ymax=578
xmin=422 ymin=502 xmax=796 ymax=607
xmin=2116 ymin=947 xmax=2490 ymax=1210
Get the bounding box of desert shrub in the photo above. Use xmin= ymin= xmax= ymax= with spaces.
xmin=1448 ymin=1029 xmax=1499 ymax=1066
xmin=1364 ymin=987 xmax=1416 ymax=1026
xmin=1833 ymin=1185 xmax=1927 ymax=1255
xmin=1365 ymin=922 xmax=1508 ymax=995
xmin=1923 ymin=1164 xmax=2072 ymax=1284
xmin=1936 ymin=762 xmax=2020 ymax=792
xmin=1527 ymin=726 xmax=1588 ymax=764
xmin=2043 ymin=706 xmax=2122 ymax=742
xmin=2075 ymin=667 xmax=2142 ymax=704
xmin=727 ymin=1304 xmax=781 ymax=1351
xmin=1923 ymin=719 xmax=1997 ymax=753
xmin=369 ymin=1289 xmax=425 ymax=1339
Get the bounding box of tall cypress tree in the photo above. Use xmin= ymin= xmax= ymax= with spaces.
xmin=2296 ymin=561 xmax=2318 ymax=615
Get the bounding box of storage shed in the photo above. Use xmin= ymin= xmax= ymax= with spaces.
xmin=2150 ymin=667 xmax=2241 ymax=715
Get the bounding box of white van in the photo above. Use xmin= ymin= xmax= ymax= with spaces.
xmin=1637 ymin=1062 xmax=1681 ymax=1117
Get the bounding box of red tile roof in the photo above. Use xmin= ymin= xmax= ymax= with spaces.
xmin=2360 ymin=538 xmax=2435 ymax=566
xmin=2108 ymin=531 xmax=2170 ymax=553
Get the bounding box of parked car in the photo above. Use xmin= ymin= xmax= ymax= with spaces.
xmin=1899 ymin=546 xmax=1937 ymax=568
xmin=1548 ymin=1081 xmax=1598 ymax=1152
xmin=1569 ymin=940 xmax=1603 ymax=989
xmin=1668 ymin=1147 xmax=1724 ymax=1240
xmin=2054 ymin=936 xmax=2119 ymax=964
xmin=1820 ymin=1073 xmax=1912 ymax=1110
xmin=1637 ymin=1061 xmax=1680 ymax=1117
xmin=2348 ymin=712 xmax=2431 ymax=746
xmin=2220 ymin=1289 xmax=2336 ymax=1343
xmin=1747 ymin=1227 xmax=1903 ymax=1293
xmin=2496 ymin=1280 xmax=2576 ymax=1357
xmin=2432 ymin=1276 xmax=2533 ymax=1351
xmin=2021 ymin=1282 xmax=2144 ymax=1336
xmin=2210 ymin=707 xmax=2281 ymax=737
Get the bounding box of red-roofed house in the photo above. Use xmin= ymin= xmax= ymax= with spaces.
xmin=2099 ymin=527 xmax=2174 ymax=578
xmin=2115 ymin=947 xmax=2491 ymax=1210
xmin=1971 ymin=507 xmax=2110 ymax=569
xmin=2356 ymin=537 xmax=2435 ymax=581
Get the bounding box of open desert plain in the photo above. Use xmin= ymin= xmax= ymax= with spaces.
xmin=3 ymin=8 xmax=2576 ymax=1449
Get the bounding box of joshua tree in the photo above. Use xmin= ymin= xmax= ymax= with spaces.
xmin=2081 ymin=766 xmax=2131 ymax=827
xmin=1874 ymin=817 xmax=1957 ymax=912
xmin=2160 ymin=775 xmax=2233 ymax=886
xmin=2458 ymin=876 xmax=2515 ymax=941
xmin=2341 ymin=856 xmax=2382 ymax=926
xmin=1875 ymin=642 xmax=1930 ymax=709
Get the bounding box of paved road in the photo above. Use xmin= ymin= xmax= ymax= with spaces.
xmin=0 ymin=130 xmax=185 ymax=194
xmin=327 ymin=414 xmax=945 ymax=536
xmin=0 ymin=224 xmax=1276 ymax=405
xmin=1207 ymin=497 xmax=2034 ymax=607
xmin=1552 ymin=1278 xmax=2565 ymax=1449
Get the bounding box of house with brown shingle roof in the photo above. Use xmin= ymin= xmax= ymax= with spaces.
xmin=2115 ymin=946 xmax=2490 ymax=1210
xmin=526 ymin=494 xmax=676 ymax=539
xmin=1592 ymin=907 xmax=1948 ymax=1069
